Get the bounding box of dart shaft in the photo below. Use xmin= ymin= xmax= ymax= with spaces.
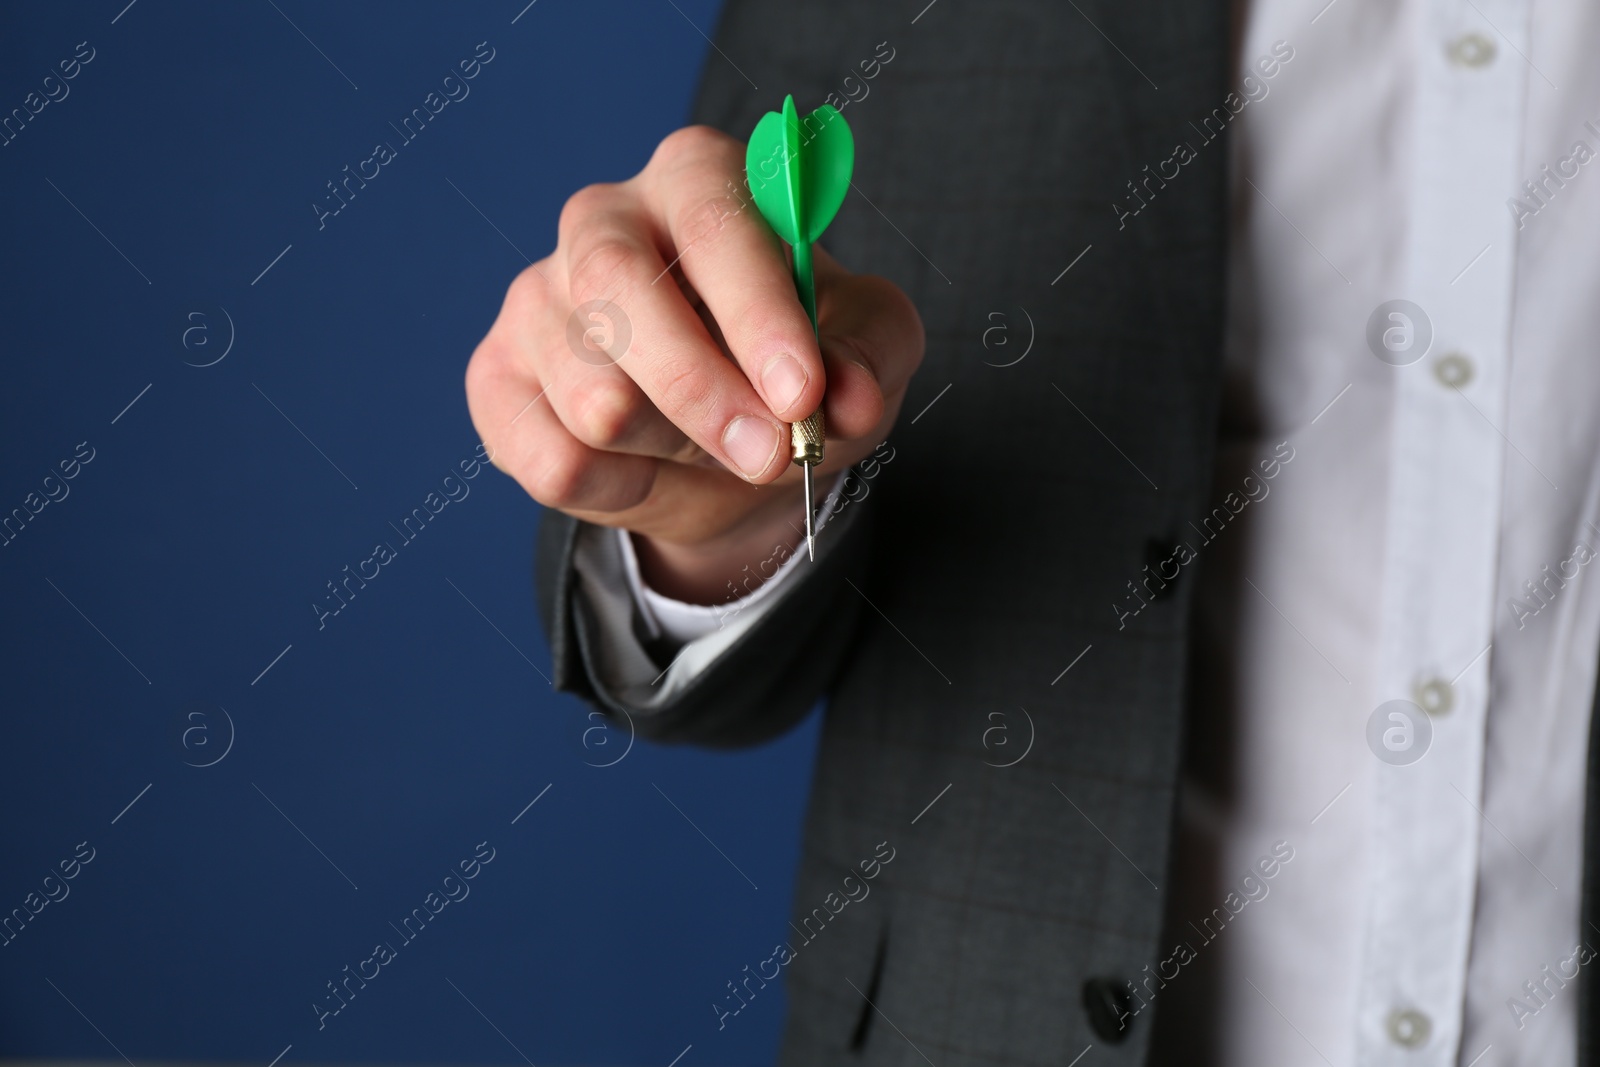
xmin=794 ymin=238 xmax=818 ymax=329
xmin=790 ymin=238 xmax=825 ymax=558
xmin=788 ymin=239 xmax=826 ymax=466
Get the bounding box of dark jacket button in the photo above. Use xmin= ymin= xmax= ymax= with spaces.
xmin=1082 ymin=977 xmax=1133 ymax=1043
xmin=1143 ymin=539 xmax=1179 ymax=600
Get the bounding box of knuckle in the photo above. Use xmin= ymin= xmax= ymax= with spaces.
xmin=557 ymin=183 xmax=621 ymax=244
xmin=463 ymin=342 xmax=498 ymax=409
xmin=566 ymin=234 xmax=645 ymax=307
xmin=568 ymin=376 xmax=642 ymax=449
xmin=464 ymin=336 xmax=517 ymax=412
xmin=673 ymin=191 xmax=742 ymax=255
xmin=653 ymin=125 xmax=730 ymax=170
xmin=653 ymin=351 xmax=719 ymax=428
xmin=504 ymin=261 xmax=552 ymax=311
xmin=525 ymin=438 xmax=593 ymax=508
xmin=739 ymin=300 xmax=808 ymax=357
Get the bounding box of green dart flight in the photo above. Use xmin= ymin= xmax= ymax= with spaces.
xmin=744 ymin=94 xmax=855 ymax=560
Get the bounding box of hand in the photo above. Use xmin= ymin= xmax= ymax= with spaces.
xmin=465 ymin=125 xmax=924 ymax=602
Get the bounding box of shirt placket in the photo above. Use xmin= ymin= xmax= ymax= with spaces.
xmin=1355 ymin=0 xmax=1527 ymax=1063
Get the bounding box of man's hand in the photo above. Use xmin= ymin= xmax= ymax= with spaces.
xmin=465 ymin=125 xmax=924 ymax=603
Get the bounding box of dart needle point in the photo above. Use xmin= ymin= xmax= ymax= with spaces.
xmin=803 ymin=461 xmax=816 ymax=561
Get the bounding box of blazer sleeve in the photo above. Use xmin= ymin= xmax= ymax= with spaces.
xmin=534 ymin=489 xmax=875 ymax=748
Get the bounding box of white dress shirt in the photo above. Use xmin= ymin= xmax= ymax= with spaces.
xmin=572 ymin=0 xmax=1600 ymax=1062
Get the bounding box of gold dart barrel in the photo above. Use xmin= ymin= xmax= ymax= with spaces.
xmin=791 ymin=410 xmax=825 ymax=466
xmin=791 ymin=410 xmax=823 ymax=560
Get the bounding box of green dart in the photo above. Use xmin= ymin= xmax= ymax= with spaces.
xmin=745 ymin=94 xmax=855 ymax=560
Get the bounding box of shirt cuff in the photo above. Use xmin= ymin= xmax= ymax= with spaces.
xmin=617 ymin=468 xmax=850 ymax=645
xmin=567 ymin=470 xmax=849 ymax=707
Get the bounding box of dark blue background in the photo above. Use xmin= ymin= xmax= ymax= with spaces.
xmin=0 ymin=3 xmax=820 ymax=1064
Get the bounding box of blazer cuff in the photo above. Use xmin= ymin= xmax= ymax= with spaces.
xmin=534 ymin=446 xmax=881 ymax=745
xmin=569 ymin=470 xmax=852 ymax=709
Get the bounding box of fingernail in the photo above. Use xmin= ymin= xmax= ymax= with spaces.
xmin=722 ymin=416 xmax=782 ymax=479
xmin=761 ymin=354 xmax=809 ymax=416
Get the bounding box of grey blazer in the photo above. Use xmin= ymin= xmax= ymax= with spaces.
xmin=536 ymin=1 xmax=1600 ymax=1063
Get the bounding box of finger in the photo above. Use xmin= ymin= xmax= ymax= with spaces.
xmin=466 ymin=337 xmax=660 ymax=514
xmin=818 ymin=336 xmax=886 ymax=441
xmin=558 ymin=188 xmax=791 ymax=484
xmin=565 ymin=459 xmax=787 ymax=544
xmin=541 ymin=333 xmax=706 ymax=463
xmin=638 ymin=126 xmax=826 ymax=423
xmin=814 ymin=255 xmax=924 ymax=439
xmin=488 ymin=252 xmax=704 ymax=464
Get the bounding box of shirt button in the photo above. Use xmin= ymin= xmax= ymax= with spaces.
xmin=1387 ymin=1008 xmax=1433 ymax=1048
xmin=1434 ymin=352 xmax=1474 ymax=389
xmin=1415 ymin=678 xmax=1454 ymax=716
xmin=1447 ymin=32 xmax=1497 ymax=67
